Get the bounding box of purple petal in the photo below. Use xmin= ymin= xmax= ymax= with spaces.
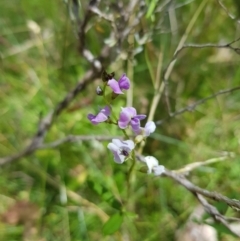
xmin=101 ymin=106 xmax=111 ymax=116
xmin=118 ymin=74 xmax=130 ymax=90
xmin=87 ymin=106 xmax=110 ymax=125
xmin=87 ymin=114 xmax=99 ymax=125
xmin=144 ymin=121 xmax=156 ymax=136
xmin=130 ymin=118 xmax=141 ymax=134
xmin=91 ymin=113 xmax=108 ymax=124
xmin=108 ymin=79 xmax=123 ymax=94
xmin=134 ymin=114 xmax=146 ymax=121
xmin=118 ymin=110 xmax=131 ymax=129
xmin=121 ymin=107 xmax=137 ymax=117
xmin=87 ymin=114 xmax=95 ymax=121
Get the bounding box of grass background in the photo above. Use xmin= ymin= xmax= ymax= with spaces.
xmin=0 ymin=0 xmax=240 ymax=240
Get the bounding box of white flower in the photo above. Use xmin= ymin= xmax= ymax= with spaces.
xmin=143 ymin=121 xmax=156 ymax=136
xmin=144 ymin=156 xmax=165 ymax=176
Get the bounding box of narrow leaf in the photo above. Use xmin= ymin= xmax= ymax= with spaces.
xmin=103 ymin=212 xmax=123 ymax=235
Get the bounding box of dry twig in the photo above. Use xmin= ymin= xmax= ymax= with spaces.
xmin=156 ymin=85 xmax=240 ymax=125
xmin=164 ymin=169 xmax=240 ymax=210
xmin=196 ymin=194 xmax=240 ymax=237
xmin=39 ymin=135 xmax=123 ymax=149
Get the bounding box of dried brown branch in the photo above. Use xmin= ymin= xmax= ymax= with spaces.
xmin=136 ymin=153 xmax=240 ymax=231
xmin=162 ymin=36 xmax=240 ymax=115
xmin=165 ymin=37 xmax=240 ymax=80
xmin=196 ymin=194 xmax=240 ymax=237
xmin=77 ymin=0 xmax=103 ymax=70
xmin=0 ymin=69 xmax=100 ymax=166
xmin=174 ymin=154 xmax=234 ymax=174
xmin=156 ymin=85 xmax=240 ymax=125
xmin=39 ymin=135 xmax=123 ymax=149
xmin=164 ymin=169 xmax=240 ymax=210
xmin=176 ymin=38 xmax=240 ymax=55
xmin=217 ymin=0 xmax=240 ymax=22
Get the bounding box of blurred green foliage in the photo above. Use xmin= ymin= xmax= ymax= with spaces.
xmin=0 ymin=0 xmax=240 ymax=240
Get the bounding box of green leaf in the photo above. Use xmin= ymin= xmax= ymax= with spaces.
xmin=109 ymin=198 xmax=122 ymax=211
xmin=146 ymin=0 xmax=158 ymax=19
xmin=103 ymin=212 xmax=123 ymax=235
xmin=215 ymin=201 xmax=228 ymax=214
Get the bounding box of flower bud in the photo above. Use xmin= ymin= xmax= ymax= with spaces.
xmin=135 ymin=135 xmax=144 ymax=144
xmin=96 ymin=86 xmax=103 ymax=95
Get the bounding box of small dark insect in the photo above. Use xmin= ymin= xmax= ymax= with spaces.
xmin=102 ymin=70 xmax=115 ymax=82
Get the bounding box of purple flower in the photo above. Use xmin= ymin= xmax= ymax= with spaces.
xmin=118 ymin=107 xmax=146 ymax=133
xmin=108 ymin=74 xmax=130 ymax=94
xmin=87 ymin=106 xmax=111 ymax=125
xmin=107 ymin=139 xmax=135 ymax=164
xmin=142 ymin=121 xmax=156 ymax=136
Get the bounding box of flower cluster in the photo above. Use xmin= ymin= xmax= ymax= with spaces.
xmin=87 ymin=72 xmax=164 ymax=176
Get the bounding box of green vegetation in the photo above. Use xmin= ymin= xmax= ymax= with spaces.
xmin=0 ymin=0 xmax=240 ymax=240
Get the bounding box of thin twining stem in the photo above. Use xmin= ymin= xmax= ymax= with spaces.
xmin=156 ymin=85 xmax=240 ymax=125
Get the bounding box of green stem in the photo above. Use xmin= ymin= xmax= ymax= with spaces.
xmin=127 ymin=151 xmax=136 ymax=196
xmin=121 ymin=129 xmax=130 ymax=139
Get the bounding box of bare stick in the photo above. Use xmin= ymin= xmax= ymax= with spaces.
xmin=175 ymin=37 xmax=240 ymax=56
xmin=77 ymin=0 xmax=103 ymax=70
xmin=161 ymin=35 xmax=240 ymax=118
xmin=196 ymin=194 xmax=240 ymax=237
xmin=217 ymin=0 xmax=240 ymax=22
xmin=156 ymin=85 xmax=240 ymax=125
xmin=0 ymin=69 xmax=99 ymax=166
xmin=39 ymin=135 xmax=123 ymax=149
xmin=174 ymin=154 xmax=234 ymax=174
xmin=164 ymin=169 xmax=240 ymax=210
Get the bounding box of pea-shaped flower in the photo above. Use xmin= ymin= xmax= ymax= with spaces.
xmin=107 ymin=139 xmax=135 ymax=164
xmin=144 ymin=156 xmax=165 ymax=176
xmin=118 ymin=107 xmax=146 ymax=134
xmin=87 ymin=106 xmax=111 ymax=125
xmin=108 ymin=74 xmax=130 ymax=94
xmin=142 ymin=121 xmax=156 ymax=136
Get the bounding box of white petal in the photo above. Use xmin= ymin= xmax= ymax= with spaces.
xmin=144 ymin=156 xmax=159 ymax=173
xmin=107 ymin=142 xmax=119 ymax=152
xmin=123 ymin=140 xmax=135 ymax=150
xmin=111 ymin=139 xmax=123 ymax=148
xmin=153 ymin=165 xmax=165 ymax=176
xmin=144 ymin=121 xmax=156 ymax=136
xmin=113 ymin=153 xmax=125 ymax=164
